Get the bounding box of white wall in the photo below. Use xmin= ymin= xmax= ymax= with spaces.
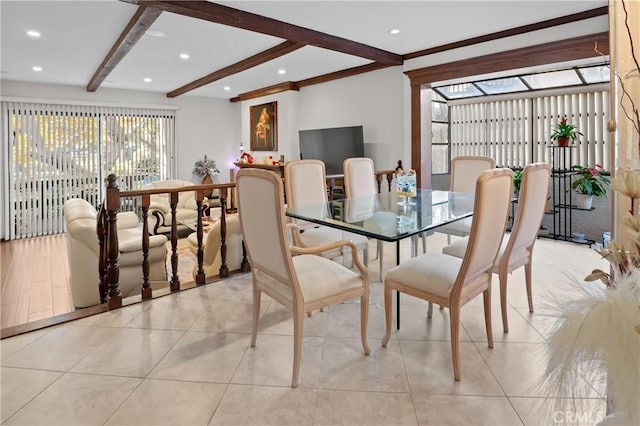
xmin=235 ymin=67 xmax=407 ymax=172
xmin=297 ymin=66 xmax=406 ymax=171
xmin=0 ymin=81 xmax=240 ymax=182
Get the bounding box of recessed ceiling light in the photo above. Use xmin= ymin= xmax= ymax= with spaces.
xmin=179 ymin=52 xmax=190 ymax=60
xmin=278 ymin=69 xmax=286 ymax=75
xmin=389 ymin=29 xmax=400 ymax=35
xmin=27 ymin=30 xmax=41 ymax=38
xmin=32 ymin=66 xmax=42 ymax=72
xmin=143 ymin=77 xmax=152 ymax=83
xmin=146 ymin=30 xmax=166 ymax=37
xmin=223 ymin=86 xmax=231 ymax=91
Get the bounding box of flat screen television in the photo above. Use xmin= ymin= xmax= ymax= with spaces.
xmin=298 ymin=125 xmax=364 ymax=175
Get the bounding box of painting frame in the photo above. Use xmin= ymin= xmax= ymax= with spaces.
xmin=249 ymin=101 xmax=278 ymax=151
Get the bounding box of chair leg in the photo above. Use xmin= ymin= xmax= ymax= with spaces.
xmin=421 ymin=232 xmax=427 ymax=254
xmin=499 ymin=270 xmax=509 ymax=333
xmin=427 ymin=301 xmax=433 ymax=319
xmin=525 ymin=260 xmax=534 ymax=313
xmin=360 ymin=293 xmax=371 ymax=355
xmin=382 ymin=284 xmax=393 ymax=347
xmin=291 ymin=303 xmax=305 ymax=388
xmin=251 ymin=286 xmax=262 ymax=348
xmin=483 ymin=287 xmax=494 ymax=349
xmin=363 ymin=246 xmax=369 ymax=268
xmin=449 ymin=304 xmax=461 ymax=381
xmin=447 ymin=234 xmax=452 ymax=245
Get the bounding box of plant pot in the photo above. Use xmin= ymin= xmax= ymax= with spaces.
xmin=556 ymin=137 xmax=570 ymax=147
xmin=575 ymin=193 xmax=593 ymax=209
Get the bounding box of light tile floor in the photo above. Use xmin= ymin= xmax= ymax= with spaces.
xmin=1 ymin=235 xmax=608 ymax=425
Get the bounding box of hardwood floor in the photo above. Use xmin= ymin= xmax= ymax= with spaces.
xmin=1 ymin=235 xmax=73 ymax=329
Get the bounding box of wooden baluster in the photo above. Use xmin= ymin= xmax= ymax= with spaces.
xmin=169 ymin=191 xmax=180 ymax=291
xmin=97 ymin=205 xmax=107 ymax=303
xmin=195 ymin=190 xmax=206 ymax=285
xmin=105 ymin=174 xmax=122 ymax=309
xmin=241 ymin=241 xmax=251 ymax=272
xmin=219 ymin=195 xmax=229 ymax=277
xmin=141 ymin=194 xmax=151 ymax=299
xmin=386 ymin=172 xmax=394 ymax=192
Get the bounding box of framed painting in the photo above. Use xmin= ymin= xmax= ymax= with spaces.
xmin=249 ymin=101 xmax=278 ymax=151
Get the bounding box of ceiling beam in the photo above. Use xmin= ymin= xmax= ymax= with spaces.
xmin=122 ymin=0 xmax=403 ymax=65
xmin=404 ymin=6 xmax=608 ymax=60
xmin=167 ymin=41 xmax=304 ymax=98
xmin=229 ymin=62 xmax=394 ymax=102
xmin=405 ymin=32 xmax=609 ymax=86
xmin=87 ymin=5 xmax=161 ymax=92
xmin=296 ymin=62 xmax=393 ymax=88
xmin=229 ymin=82 xmax=299 ymax=103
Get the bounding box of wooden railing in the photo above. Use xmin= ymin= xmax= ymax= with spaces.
xmin=97 ymin=169 xmax=396 ymax=309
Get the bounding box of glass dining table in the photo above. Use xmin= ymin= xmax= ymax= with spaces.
xmin=285 ymin=189 xmax=475 ymax=329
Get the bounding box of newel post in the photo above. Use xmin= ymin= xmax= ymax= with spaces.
xmin=105 ymin=174 xmax=122 ymax=309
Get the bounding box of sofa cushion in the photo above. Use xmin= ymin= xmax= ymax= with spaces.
xmin=119 ymin=233 xmax=167 ymax=253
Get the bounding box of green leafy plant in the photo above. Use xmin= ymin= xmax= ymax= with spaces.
xmin=551 ymin=115 xmax=583 ymax=142
xmin=513 ymin=169 xmax=523 ymax=195
xmin=571 ymin=164 xmax=610 ymax=197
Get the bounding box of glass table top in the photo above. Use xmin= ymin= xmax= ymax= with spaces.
xmin=286 ymin=189 xmax=474 ymax=242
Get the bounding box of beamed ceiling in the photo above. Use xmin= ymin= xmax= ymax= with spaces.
xmin=0 ymin=1 xmax=610 ymax=102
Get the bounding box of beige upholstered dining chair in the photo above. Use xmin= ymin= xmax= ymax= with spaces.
xmin=284 ymin=159 xmax=369 ymax=267
xmin=343 ymin=158 xmax=385 ymax=278
xmin=438 ymin=156 xmax=496 ymax=243
xmin=236 ymin=168 xmax=370 ymax=388
xmin=443 ymin=163 xmax=551 ymax=332
xmin=343 ymin=157 xmax=427 ymax=279
xmin=382 ymin=168 xmax=513 ymax=381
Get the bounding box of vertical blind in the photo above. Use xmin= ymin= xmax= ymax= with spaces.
xmin=449 ymin=90 xmax=610 ymax=170
xmin=3 ymin=101 xmax=175 ymax=239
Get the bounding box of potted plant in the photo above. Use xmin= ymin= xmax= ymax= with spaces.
xmin=570 ymin=164 xmax=610 ymax=209
xmin=512 ymin=169 xmax=523 ymax=197
xmin=551 ymin=115 xmax=583 ymax=146
xmin=193 ymin=155 xmax=220 ymax=198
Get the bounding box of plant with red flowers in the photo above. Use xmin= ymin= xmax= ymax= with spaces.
xmin=570 ymin=164 xmax=610 ymax=197
xmin=551 ymin=115 xmax=583 ymax=143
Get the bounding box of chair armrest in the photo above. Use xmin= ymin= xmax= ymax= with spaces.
xmin=286 ymin=223 xmax=306 ymax=247
xmin=116 ymin=211 xmax=140 ymax=229
xmin=149 ymin=201 xmax=170 ymax=214
xmin=291 ymin=240 xmax=369 ymax=279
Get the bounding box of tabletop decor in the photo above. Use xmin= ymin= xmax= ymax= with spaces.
xmin=551 ymin=115 xmax=583 ymax=146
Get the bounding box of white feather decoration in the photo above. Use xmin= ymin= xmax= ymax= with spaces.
xmin=539 ymin=269 xmax=640 ymax=425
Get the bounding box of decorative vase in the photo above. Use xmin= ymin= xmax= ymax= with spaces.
xmin=575 ymin=193 xmax=593 ymax=209
xmin=556 ymin=137 xmax=570 ymax=147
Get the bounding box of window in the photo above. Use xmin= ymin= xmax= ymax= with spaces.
xmin=430 ymin=93 xmax=449 ymax=174
xmin=446 ymin=90 xmax=610 ymax=170
xmin=3 ymin=102 xmax=176 ymax=239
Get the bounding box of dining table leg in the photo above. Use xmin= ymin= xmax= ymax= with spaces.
xmin=396 ymin=240 xmax=401 ymax=330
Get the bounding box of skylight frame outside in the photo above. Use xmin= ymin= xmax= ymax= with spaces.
xmin=433 ymin=64 xmax=610 ymax=101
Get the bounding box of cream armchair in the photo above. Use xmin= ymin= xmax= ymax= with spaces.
xmin=186 ymin=215 xmax=244 ymax=279
xmin=142 ymin=179 xmax=220 ymax=235
xmin=64 ymin=199 xmax=168 ymax=308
